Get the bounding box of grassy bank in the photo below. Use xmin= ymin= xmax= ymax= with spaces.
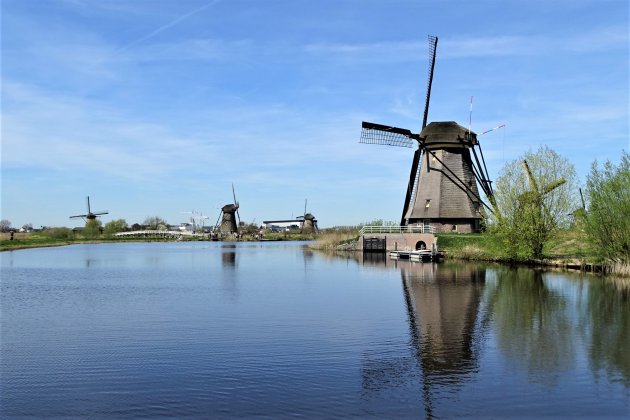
xmin=439 ymin=230 xmax=630 ymax=276
xmin=0 ymin=230 xmax=320 ymax=251
xmin=310 ymin=228 xmax=629 ymax=277
xmin=309 ymin=229 xmax=359 ymax=250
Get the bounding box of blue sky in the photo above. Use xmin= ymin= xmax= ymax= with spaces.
xmin=1 ymin=0 xmax=628 ymax=229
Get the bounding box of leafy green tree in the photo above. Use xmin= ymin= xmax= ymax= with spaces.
xmin=584 ymin=151 xmax=630 ymax=263
xmin=84 ymin=219 xmax=102 ymax=239
xmin=491 ymin=146 xmax=577 ymax=259
xmin=104 ymin=219 xmax=128 ymax=237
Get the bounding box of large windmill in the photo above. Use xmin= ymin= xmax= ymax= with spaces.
xmin=215 ymin=184 xmax=241 ymax=235
xmin=360 ymin=35 xmax=495 ymax=233
xmin=69 ymin=196 xmax=108 ymax=222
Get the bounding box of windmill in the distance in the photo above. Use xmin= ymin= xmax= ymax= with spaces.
xmin=301 ymin=199 xmax=318 ymax=234
xmin=360 ymin=35 xmax=497 ymax=233
xmin=70 ymin=196 xmax=108 ymax=222
xmin=518 ymin=160 xmax=566 ymax=222
xmin=215 ymin=184 xmax=241 ymax=235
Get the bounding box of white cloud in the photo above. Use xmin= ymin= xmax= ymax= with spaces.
xmin=302 ymin=26 xmax=627 ymax=61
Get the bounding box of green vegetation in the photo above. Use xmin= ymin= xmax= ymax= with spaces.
xmin=83 ymin=219 xmax=102 ymax=239
xmin=437 ymin=229 xmax=591 ymax=264
xmin=489 ymin=146 xmax=577 ymax=260
xmin=104 ymin=219 xmax=129 ymax=237
xmin=583 ymin=151 xmax=630 ymax=266
xmin=0 ymin=229 xmax=75 ymax=250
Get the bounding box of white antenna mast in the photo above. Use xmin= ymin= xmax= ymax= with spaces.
xmin=468 ymin=96 xmax=473 ymax=139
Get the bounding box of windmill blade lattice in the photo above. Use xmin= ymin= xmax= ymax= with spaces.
xmin=360 ymin=122 xmax=418 ymax=148
xmin=422 ymin=35 xmax=438 ymax=129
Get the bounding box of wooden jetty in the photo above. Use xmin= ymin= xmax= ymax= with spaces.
xmin=389 ymin=249 xmax=441 ymax=262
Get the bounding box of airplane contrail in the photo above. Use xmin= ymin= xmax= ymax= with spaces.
xmin=113 ymin=0 xmax=222 ymax=55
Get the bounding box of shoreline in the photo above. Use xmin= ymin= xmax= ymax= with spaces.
xmin=3 ymin=237 xmax=624 ymax=278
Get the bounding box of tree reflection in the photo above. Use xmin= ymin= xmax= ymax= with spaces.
xmin=486 ymin=267 xmax=575 ymax=384
xmin=579 ymin=277 xmax=630 ymax=386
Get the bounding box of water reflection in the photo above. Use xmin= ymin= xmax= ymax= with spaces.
xmin=578 ymin=276 xmax=630 ymax=386
xmin=3 ymin=244 xmax=629 ymax=417
xmin=221 ymin=244 xmax=238 ymax=300
xmin=349 ymin=253 xmax=630 ymax=415
xmin=221 ymin=245 xmax=237 ymax=268
xmin=403 ymin=262 xmax=485 ymax=379
xmin=405 ymin=262 xmax=486 ymax=417
xmin=486 ymin=268 xmax=575 ymax=384
xmin=359 ymin=260 xmax=486 ymax=417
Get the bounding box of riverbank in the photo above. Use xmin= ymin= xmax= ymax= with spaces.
xmin=0 ymin=231 xmax=319 ymax=252
xmin=310 ymin=229 xmax=629 ymax=277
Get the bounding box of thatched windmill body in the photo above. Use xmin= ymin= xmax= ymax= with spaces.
xmin=302 ymin=213 xmax=318 ymax=233
xmin=215 ymin=185 xmax=241 ymax=235
xmin=360 ymin=36 xmax=495 ymax=233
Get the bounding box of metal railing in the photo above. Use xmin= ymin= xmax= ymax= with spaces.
xmin=359 ymin=225 xmax=436 ymax=235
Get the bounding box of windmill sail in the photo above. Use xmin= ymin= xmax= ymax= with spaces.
xmin=401 ymin=35 xmax=438 ymax=225
xmin=360 ymin=122 xmax=417 ymax=148
xmin=422 ymin=35 xmax=438 ymax=130
xmin=70 ymin=196 xmax=108 ymax=221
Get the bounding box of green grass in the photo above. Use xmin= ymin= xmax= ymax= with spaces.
xmin=543 ymin=229 xmax=591 ymax=259
xmin=436 ymin=228 xmax=597 ymax=266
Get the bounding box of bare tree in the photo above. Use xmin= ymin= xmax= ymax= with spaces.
xmin=0 ymin=219 xmax=12 ymax=232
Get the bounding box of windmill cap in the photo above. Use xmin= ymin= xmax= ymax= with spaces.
xmin=222 ymin=203 xmax=239 ymax=212
xmin=304 ymin=213 xmax=316 ymax=220
xmin=420 ymin=121 xmax=477 ymax=148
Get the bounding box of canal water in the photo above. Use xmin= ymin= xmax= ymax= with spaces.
xmin=1 ymin=242 xmax=628 ymax=418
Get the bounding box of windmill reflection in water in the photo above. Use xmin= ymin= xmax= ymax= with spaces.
xmin=361 ymin=260 xmax=486 ymax=417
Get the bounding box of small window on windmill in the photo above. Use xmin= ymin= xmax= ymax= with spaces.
xmin=451 ymin=225 xmax=457 ymax=232
xmin=473 ymin=201 xmax=480 ymax=212
xmin=425 ymin=199 xmax=431 ymax=208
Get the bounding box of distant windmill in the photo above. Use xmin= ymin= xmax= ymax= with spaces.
xmin=359 ymin=35 xmax=497 ymax=233
xmin=518 ymin=160 xmax=566 ymax=221
xmin=69 ymin=196 xmax=108 ymax=222
xmin=301 ymin=199 xmax=318 ymax=233
xmin=214 ymin=184 xmax=241 ymax=235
